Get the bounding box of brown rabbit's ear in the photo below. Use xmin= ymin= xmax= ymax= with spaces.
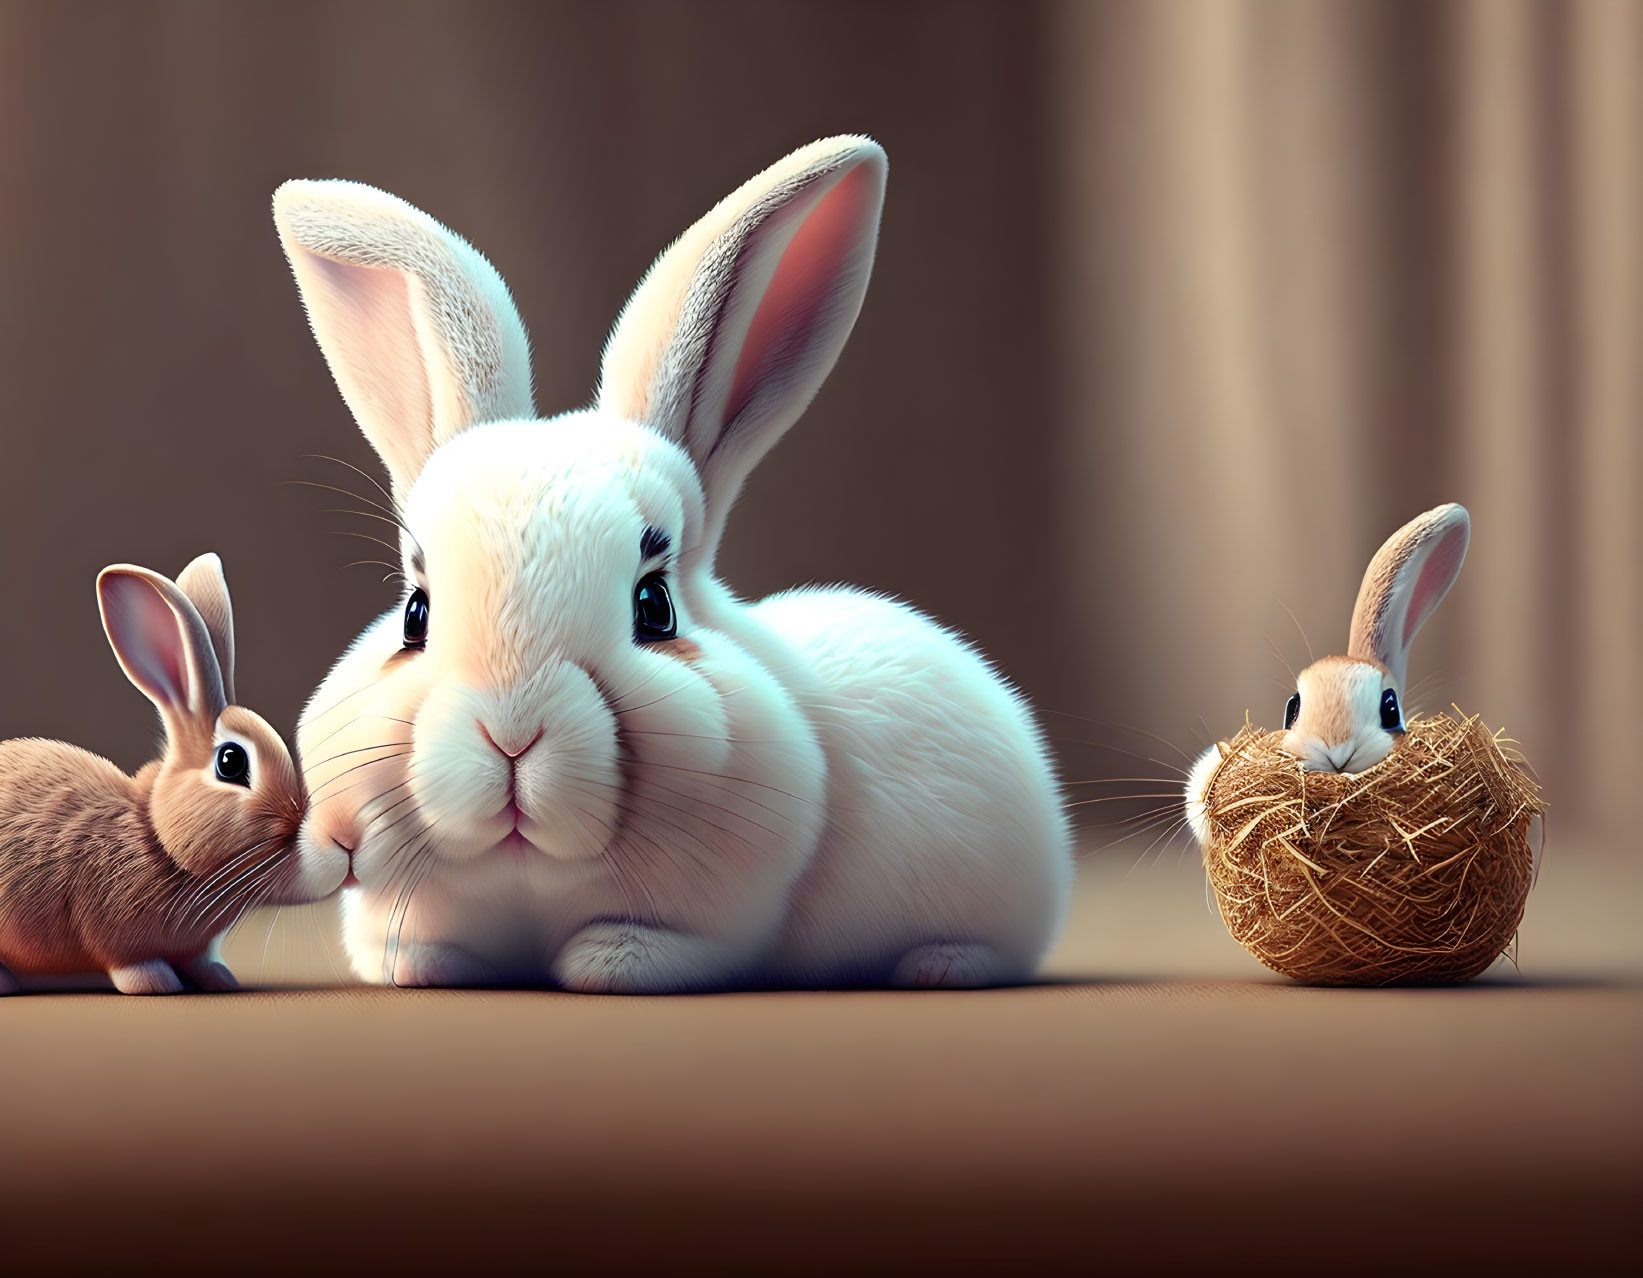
xmin=97 ymin=566 xmax=226 ymax=731
xmin=1347 ymin=503 xmax=1471 ymax=692
xmin=176 ymin=552 xmax=236 ymax=705
xmin=598 ymin=136 xmax=886 ymax=566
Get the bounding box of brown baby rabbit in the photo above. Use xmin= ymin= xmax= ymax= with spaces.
xmin=0 ymin=555 xmax=346 ymax=994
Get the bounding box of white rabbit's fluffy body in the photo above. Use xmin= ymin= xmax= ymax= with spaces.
xmin=282 ymin=138 xmax=1072 ymax=991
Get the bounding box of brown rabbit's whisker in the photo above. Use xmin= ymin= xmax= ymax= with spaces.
xmin=164 ymin=837 xmax=284 ymax=922
xmin=1068 ymin=792 xmax=1189 ymax=808
xmin=257 ymin=903 xmax=285 ymax=983
xmin=1266 ymin=634 xmax=1299 ymax=685
xmin=190 ymin=862 xmax=279 ymax=940
xmin=1126 ymin=814 xmax=1196 ymax=877
xmin=181 ymin=849 xmax=285 ymax=933
xmin=1274 ymin=596 xmax=1315 ymax=665
xmin=1065 ymin=775 xmax=1191 ymax=787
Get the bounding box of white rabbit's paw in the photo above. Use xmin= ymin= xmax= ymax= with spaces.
xmin=553 ymin=922 xmax=732 ymax=995
xmin=109 ymin=960 xmax=186 ymax=996
xmin=390 ymin=942 xmax=498 ymax=989
xmin=891 ymin=943 xmax=1010 ymax=990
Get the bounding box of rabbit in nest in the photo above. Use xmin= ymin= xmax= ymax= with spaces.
xmin=276 ymin=136 xmax=1073 ymax=992
xmin=1185 ymin=502 xmax=1472 ymax=844
xmin=0 ymin=556 xmax=345 ymax=994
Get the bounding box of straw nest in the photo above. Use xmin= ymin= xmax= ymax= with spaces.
xmin=1198 ymin=710 xmax=1545 ymax=986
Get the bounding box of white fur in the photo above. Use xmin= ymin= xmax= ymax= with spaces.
xmin=1184 ymin=744 xmax=1219 ymax=848
xmin=281 ymin=138 xmax=1073 ymax=992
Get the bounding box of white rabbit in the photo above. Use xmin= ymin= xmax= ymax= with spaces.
xmin=1185 ymin=502 xmax=1471 ymax=844
xmin=276 ymin=136 xmax=1073 ymax=991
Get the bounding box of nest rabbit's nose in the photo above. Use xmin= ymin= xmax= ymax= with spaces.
xmin=478 ymin=721 xmax=543 ymax=763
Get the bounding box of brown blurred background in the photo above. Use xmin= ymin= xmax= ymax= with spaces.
xmin=0 ymin=0 xmax=1636 ymax=842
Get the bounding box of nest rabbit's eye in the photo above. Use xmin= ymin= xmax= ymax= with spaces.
xmin=214 ymin=742 xmax=251 ymax=787
xmin=1283 ymin=693 xmax=1301 ymax=730
xmin=1380 ymin=688 xmax=1403 ymax=731
xmin=403 ymin=588 xmax=430 ymax=648
xmin=634 ymin=573 xmax=677 ymax=642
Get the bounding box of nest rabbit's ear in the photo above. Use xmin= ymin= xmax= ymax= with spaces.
xmin=175 ymin=553 xmax=235 ymax=706
xmin=97 ymin=565 xmax=226 ymax=730
xmin=598 ymin=136 xmax=886 ymax=560
xmin=274 ymin=180 xmax=535 ymax=499
xmin=1348 ymin=503 xmax=1471 ymax=691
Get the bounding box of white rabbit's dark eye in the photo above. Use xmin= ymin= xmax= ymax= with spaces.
xmin=634 ymin=573 xmax=676 ymax=642
xmin=214 ymin=742 xmax=251 ymax=787
xmin=1380 ymin=688 xmax=1403 ymax=732
xmin=1283 ymin=693 xmax=1301 ymax=730
xmin=403 ymin=588 xmax=430 ymax=648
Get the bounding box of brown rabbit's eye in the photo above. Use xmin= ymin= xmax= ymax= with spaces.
xmin=1283 ymin=693 xmax=1301 ymax=730
xmin=1380 ymin=688 xmax=1403 ymax=732
xmin=214 ymin=742 xmax=251 ymax=787
xmin=403 ymin=588 xmax=430 ymax=647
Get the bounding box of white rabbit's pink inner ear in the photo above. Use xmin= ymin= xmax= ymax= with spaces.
xmin=1401 ymin=522 xmax=1469 ymax=650
xmin=290 ymin=251 xmax=436 ymax=495
xmin=722 ymin=162 xmax=880 ymax=432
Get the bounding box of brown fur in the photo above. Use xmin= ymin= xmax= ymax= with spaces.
xmin=0 ymin=556 xmax=318 ymax=987
xmin=0 ymin=728 xmax=304 ymax=977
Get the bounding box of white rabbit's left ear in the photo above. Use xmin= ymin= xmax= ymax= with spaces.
xmin=1348 ymin=502 xmax=1471 ymax=691
xmin=274 ymin=180 xmax=535 ymax=499
xmin=598 ymin=136 xmax=886 ymax=558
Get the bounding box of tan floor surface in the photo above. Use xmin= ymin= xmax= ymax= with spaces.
xmin=3 ymin=839 xmax=1639 ymax=1275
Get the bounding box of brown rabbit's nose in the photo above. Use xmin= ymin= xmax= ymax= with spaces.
xmin=478 ymin=721 xmax=543 ymax=763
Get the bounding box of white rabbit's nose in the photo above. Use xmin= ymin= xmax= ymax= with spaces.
xmin=1326 ymin=744 xmax=1355 ymax=772
xmin=478 ymin=720 xmax=543 ymax=762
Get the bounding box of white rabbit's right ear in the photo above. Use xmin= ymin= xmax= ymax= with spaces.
xmin=1347 ymin=502 xmax=1471 ymax=691
xmin=598 ymin=136 xmax=886 ymax=560
xmin=97 ymin=566 xmax=227 ymax=730
xmin=274 ymin=180 xmax=535 ymax=497
xmin=175 ymin=552 xmax=236 ymax=705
